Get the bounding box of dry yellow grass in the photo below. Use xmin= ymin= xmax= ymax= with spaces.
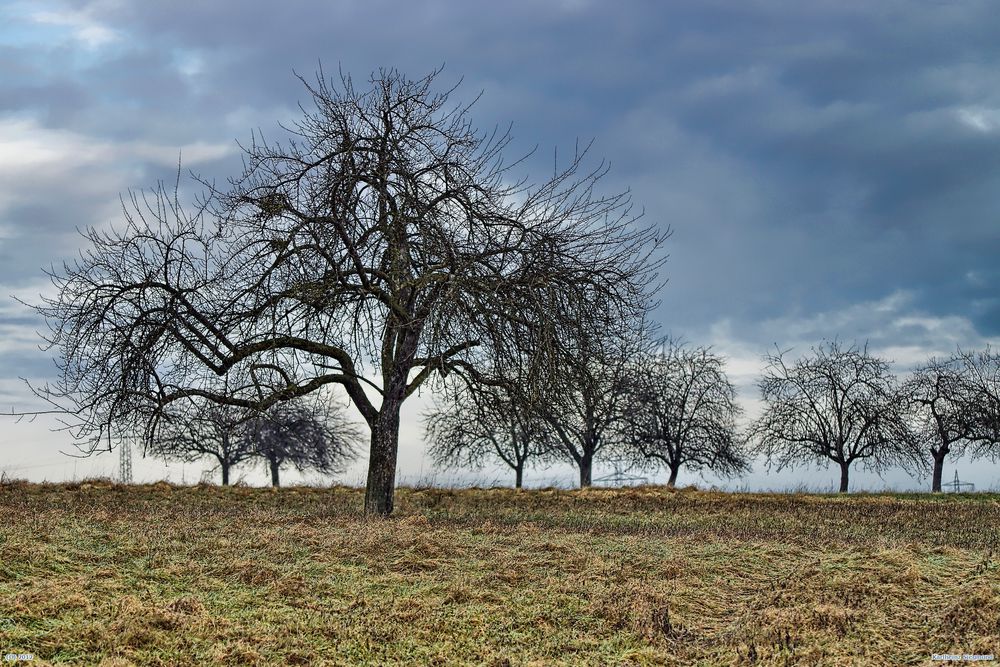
xmin=0 ymin=480 xmax=997 ymax=665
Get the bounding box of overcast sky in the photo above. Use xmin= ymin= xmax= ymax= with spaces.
xmin=2 ymin=0 xmax=1000 ymax=491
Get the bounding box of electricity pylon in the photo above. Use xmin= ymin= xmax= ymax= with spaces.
xmin=119 ymin=441 xmax=133 ymax=484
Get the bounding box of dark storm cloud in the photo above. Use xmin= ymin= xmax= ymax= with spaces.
xmin=3 ymin=0 xmax=1000 ymax=379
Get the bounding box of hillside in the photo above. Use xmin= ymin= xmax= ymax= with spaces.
xmin=1 ymin=481 xmax=998 ymax=665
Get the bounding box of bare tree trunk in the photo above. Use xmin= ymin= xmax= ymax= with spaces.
xmin=931 ymin=452 xmax=946 ymax=493
xmin=515 ymin=464 xmax=524 ymax=489
xmin=270 ymin=458 xmax=280 ymax=488
xmin=667 ymin=464 xmax=680 ymax=488
xmin=838 ymin=461 xmax=850 ymax=493
xmin=364 ymin=401 xmax=401 ymax=516
xmin=221 ymin=462 xmax=230 ymax=486
xmin=579 ymin=453 xmax=593 ymax=488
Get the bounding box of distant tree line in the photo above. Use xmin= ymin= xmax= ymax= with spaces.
xmin=426 ymin=338 xmax=1000 ymax=493
xmin=146 ymin=392 xmax=360 ymax=487
xmin=137 ymin=334 xmax=1000 ymax=494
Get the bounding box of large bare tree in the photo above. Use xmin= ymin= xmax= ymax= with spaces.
xmin=424 ymin=384 xmax=550 ymax=488
xmin=751 ymin=341 xmax=920 ymax=493
xmin=623 ymin=339 xmax=748 ymax=487
xmin=902 ymin=354 xmax=980 ymax=492
xmin=22 ymin=68 xmax=666 ymax=515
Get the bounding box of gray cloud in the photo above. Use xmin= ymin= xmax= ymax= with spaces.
xmin=2 ymin=0 xmax=1000 ymax=486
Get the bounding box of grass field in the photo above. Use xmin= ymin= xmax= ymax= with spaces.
xmin=0 ymin=480 xmax=998 ymax=666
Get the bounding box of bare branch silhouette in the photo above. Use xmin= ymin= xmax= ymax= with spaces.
xmin=17 ymin=68 xmax=667 ymax=515
xmin=623 ymin=337 xmax=749 ymax=487
xmin=750 ymin=340 xmax=922 ymax=492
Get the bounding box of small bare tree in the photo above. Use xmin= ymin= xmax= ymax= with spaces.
xmin=424 ymin=384 xmax=550 ymax=488
xmin=902 ymin=354 xmax=980 ymax=492
xmin=751 ymin=341 xmax=920 ymax=493
xmin=246 ymin=396 xmax=361 ymax=487
xmin=146 ymin=400 xmax=257 ymax=486
xmin=958 ymin=347 xmax=1000 ymax=457
xmin=19 ymin=68 xmax=667 ymax=515
xmin=623 ymin=339 xmax=748 ymax=487
xmin=525 ymin=326 xmax=643 ymax=487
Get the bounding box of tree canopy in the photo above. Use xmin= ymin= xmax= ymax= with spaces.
xmin=902 ymin=354 xmax=980 ymax=492
xmin=246 ymin=395 xmax=361 ymax=487
xmin=751 ymin=341 xmax=921 ymax=492
xmin=25 ymin=68 xmax=666 ymax=514
xmin=623 ymin=339 xmax=748 ymax=486
xmin=425 ymin=383 xmax=551 ymax=488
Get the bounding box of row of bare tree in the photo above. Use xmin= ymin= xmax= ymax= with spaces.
xmin=12 ymin=67 xmax=996 ymax=515
xmin=756 ymin=342 xmax=1000 ymax=493
xmin=427 ymin=339 xmax=1000 ymax=494
xmin=426 ymin=335 xmax=744 ymax=489
xmin=146 ymin=392 xmax=360 ymax=487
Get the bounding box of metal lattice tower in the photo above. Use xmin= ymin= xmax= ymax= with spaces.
xmin=119 ymin=441 xmax=133 ymax=484
xmin=944 ymin=470 xmax=974 ymax=493
xmin=593 ymin=460 xmax=649 ymax=487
